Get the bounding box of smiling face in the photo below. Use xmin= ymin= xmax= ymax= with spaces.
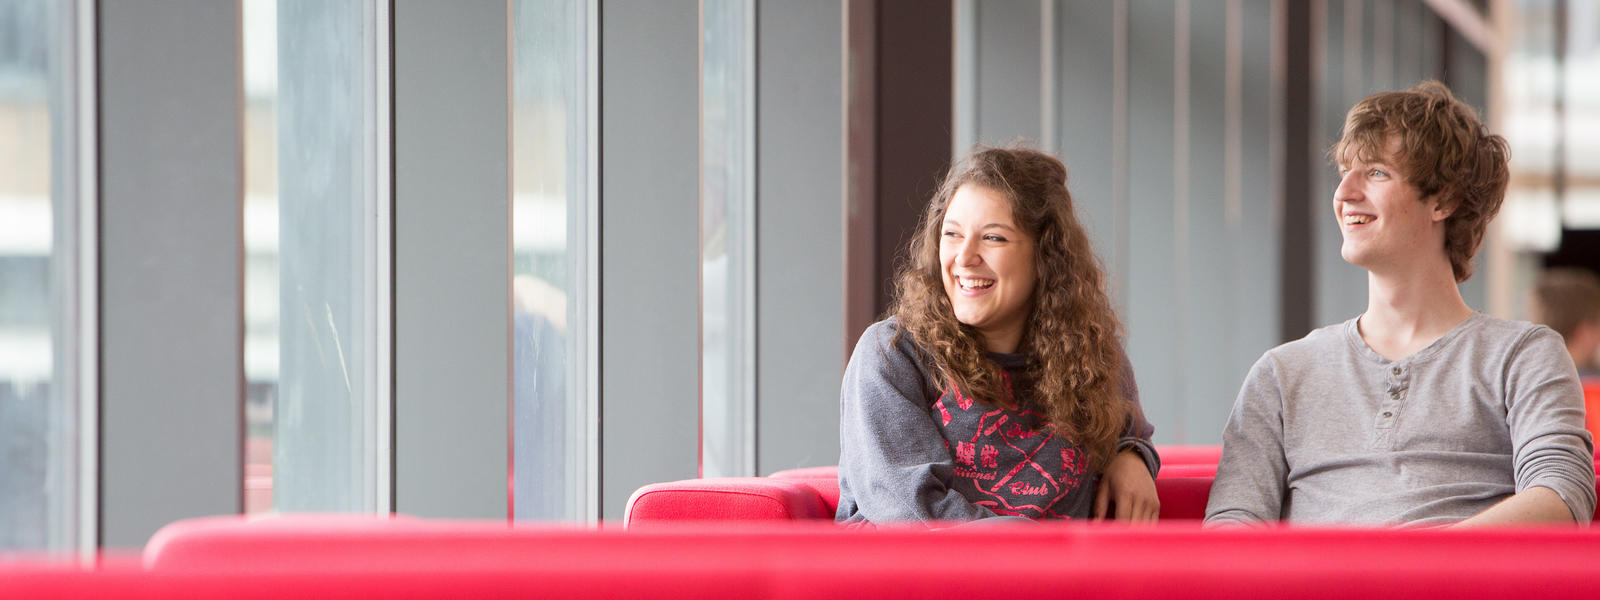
xmin=1333 ymin=136 xmax=1452 ymax=274
xmin=940 ymin=184 xmax=1037 ymax=352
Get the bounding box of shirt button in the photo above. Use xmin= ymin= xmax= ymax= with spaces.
xmin=1388 ymin=391 xmax=1400 ymax=400
xmin=1382 ymin=411 xmax=1393 ymax=418
xmin=1392 ymin=367 xmax=1402 ymax=376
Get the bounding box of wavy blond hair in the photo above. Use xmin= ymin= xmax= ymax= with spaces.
xmin=891 ymin=145 xmax=1131 ymax=470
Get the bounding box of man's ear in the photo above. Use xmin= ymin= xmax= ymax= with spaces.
xmin=1428 ymin=193 xmax=1456 ymax=223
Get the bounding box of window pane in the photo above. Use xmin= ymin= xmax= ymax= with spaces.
xmin=511 ymin=0 xmax=591 ymax=520
xmin=0 ymin=0 xmax=76 ymax=551
xmin=700 ymin=0 xmax=755 ymax=478
xmin=243 ymin=0 xmax=378 ymax=513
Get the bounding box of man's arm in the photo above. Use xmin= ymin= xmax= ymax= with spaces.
xmin=1470 ymin=327 xmax=1596 ymax=525
xmin=1453 ymin=486 xmax=1575 ymax=528
xmin=1204 ymin=356 xmax=1291 ymax=526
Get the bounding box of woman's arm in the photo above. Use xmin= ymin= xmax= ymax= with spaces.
xmin=1096 ymin=350 xmax=1160 ymax=521
xmin=837 ymin=321 xmax=998 ymax=525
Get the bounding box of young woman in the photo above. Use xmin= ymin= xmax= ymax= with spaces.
xmin=836 ymin=146 xmax=1160 ymax=525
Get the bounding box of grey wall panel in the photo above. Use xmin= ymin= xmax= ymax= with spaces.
xmin=1395 ymin=0 xmax=1421 ymax=88
xmin=1182 ymin=0 xmax=1231 ymax=442
xmin=1359 ymin=0 xmax=1377 ymax=94
xmin=1125 ymin=0 xmax=1178 ymax=442
xmin=98 ymin=0 xmax=243 ymax=548
xmin=601 ymin=0 xmax=699 ymax=519
xmin=1235 ymin=0 xmax=1280 ymax=432
xmin=974 ymin=0 xmax=1041 ymax=146
xmin=1419 ymin=10 xmax=1441 ymax=81
xmin=755 ymin=0 xmax=844 ymax=474
xmin=1448 ymin=34 xmax=1489 ymax=309
xmin=1314 ymin=0 xmax=1367 ymax=329
xmin=394 ymin=0 xmax=509 ymax=519
xmin=1055 ymin=0 xmax=1120 ymax=298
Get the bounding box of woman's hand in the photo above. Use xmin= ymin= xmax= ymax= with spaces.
xmin=1094 ymin=449 xmax=1160 ymax=522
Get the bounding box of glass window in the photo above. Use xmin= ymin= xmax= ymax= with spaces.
xmin=511 ymin=0 xmax=594 ymax=521
xmin=0 ymin=0 xmax=78 ymax=551
xmin=699 ymin=0 xmax=755 ymax=478
xmin=243 ymin=0 xmax=381 ymax=514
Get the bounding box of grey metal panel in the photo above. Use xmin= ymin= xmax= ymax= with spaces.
xmin=98 ymin=0 xmax=243 ymax=548
xmin=755 ymin=0 xmax=844 ymax=474
xmin=1233 ymin=0 xmax=1280 ymax=439
xmin=973 ymin=0 xmax=1041 ymax=146
xmin=393 ymin=0 xmax=509 ymax=519
xmin=1394 ymin=0 xmax=1421 ymax=88
xmin=1055 ymin=0 xmax=1120 ymax=294
xmin=1448 ymin=35 xmax=1489 ymax=309
xmin=1182 ymin=0 xmax=1231 ymax=444
xmin=600 ymin=0 xmax=700 ymax=519
xmin=1125 ymin=0 xmax=1178 ymax=443
xmin=1314 ymin=0 xmax=1366 ymax=328
xmin=1419 ymin=9 xmax=1440 ymax=80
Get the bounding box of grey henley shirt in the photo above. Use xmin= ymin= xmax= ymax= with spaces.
xmin=1205 ymin=312 xmax=1596 ymax=526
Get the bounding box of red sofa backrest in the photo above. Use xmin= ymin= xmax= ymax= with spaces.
xmin=125 ymin=517 xmax=1600 ymax=599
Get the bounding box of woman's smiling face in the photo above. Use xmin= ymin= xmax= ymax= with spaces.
xmin=940 ymin=184 xmax=1037 ymax=352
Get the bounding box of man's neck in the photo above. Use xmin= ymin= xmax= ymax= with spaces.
xmin=1359 ymin=259 xmax=1474 ymax=361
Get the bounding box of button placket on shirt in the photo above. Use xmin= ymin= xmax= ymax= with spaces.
xmin=1371 ymin=363 xmax=1407 ymax=450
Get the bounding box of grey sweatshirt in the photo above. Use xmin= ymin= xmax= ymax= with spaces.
xmin=1206 ymin=312 xmax=1596 ymax=526
xmin=836 ymin=318 xmax=1158 ymax=526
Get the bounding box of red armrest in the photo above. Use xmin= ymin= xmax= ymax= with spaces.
xmin=768 ymin=467 xmax=841 ymax=515
xmin=624 ymin=477 xmax=832 ymax=528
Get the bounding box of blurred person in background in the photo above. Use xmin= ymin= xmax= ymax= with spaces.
xmin=1530 ymin=267 xmax=1600 ymax=436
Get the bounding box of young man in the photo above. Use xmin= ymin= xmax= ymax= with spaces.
xmin=1205 ymin=82 xmax=1596 ymax=527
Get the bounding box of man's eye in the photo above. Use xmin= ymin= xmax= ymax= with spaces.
xmin=1368 ymin=168 xmax=1388 ymax=179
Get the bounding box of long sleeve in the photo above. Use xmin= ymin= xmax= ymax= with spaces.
xmin=835 ymin=320 xmax=997 ymax=526
xmin=1113 ymin=353 xmax=1161 ymax=478
xmin=1205 ymin=354 xmax=1290 ymax=526
xmin=1503 ymin=327 xmax=1597 ymax=523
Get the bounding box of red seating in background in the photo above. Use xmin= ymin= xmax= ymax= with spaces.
xmin=1583 ymin=376 xmax=1600 ymax=438
xmin=628 ymin=445 xmax=1224 ymax=526
xmin=626 ymin=444 xmax=1600 ymax=526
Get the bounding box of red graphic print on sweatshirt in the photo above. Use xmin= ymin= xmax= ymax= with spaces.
xmin=933 ymin=373 xmax=1094 ymax=519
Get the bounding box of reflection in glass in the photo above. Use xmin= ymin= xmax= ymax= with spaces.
xmin=0 ymin=0 xmax=76 ymax=551
xmin=700 ymin=0 xmax=755 ymax=478
xmin=243 ymin=0 xmax=378 ymax=513
xmin=512 ymin=0 xmax=590 ymax=520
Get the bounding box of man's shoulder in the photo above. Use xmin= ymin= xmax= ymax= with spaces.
xmin=1258 ymin=319 xmax=1353 ymax=366
xmin=1461 ymin=313 xmax=1546 ymax=343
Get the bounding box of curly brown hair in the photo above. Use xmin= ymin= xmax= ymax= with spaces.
xmin=890 ymin=145 xmax=1132 ymax=471
xmin=1331 ymin=80 xmax=1511 ymax=282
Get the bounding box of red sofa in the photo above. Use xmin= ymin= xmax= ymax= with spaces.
xmin=626 ymin=445 xmax=1222 ymax=526
xmin=625 ymin=444 xmax=1600 ymax=527
xmin=12 ymin=515 xmax=1599 ymax=598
